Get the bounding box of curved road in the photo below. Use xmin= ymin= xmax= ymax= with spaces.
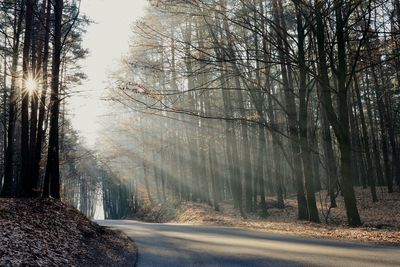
xmin=97 ymin=220 xmax=400 ymax=267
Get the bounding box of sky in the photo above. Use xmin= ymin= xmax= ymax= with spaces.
xmin=69 ymin=0 xmax=148 ymax=147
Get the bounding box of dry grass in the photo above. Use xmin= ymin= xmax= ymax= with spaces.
xmin=142 ymin=187 xmax=400 ymax=245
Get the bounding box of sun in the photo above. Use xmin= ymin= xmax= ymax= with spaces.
xmin=24 ymin=75 xmax=38 ymax=94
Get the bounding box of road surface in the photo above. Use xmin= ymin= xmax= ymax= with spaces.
xmin=97 ymin=220 xmax=400 ymax=267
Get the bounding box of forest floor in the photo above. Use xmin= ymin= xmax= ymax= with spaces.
xmin=0 ymin=198 xmax=137 ymax=266
xmin=138 ymin=187 xmax=400 ymax=245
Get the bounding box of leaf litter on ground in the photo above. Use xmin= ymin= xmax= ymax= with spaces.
xmin=137 ymin=187 xmax=400 ymax=245
xmin=0 ymin=198 xmax=137 ymax=267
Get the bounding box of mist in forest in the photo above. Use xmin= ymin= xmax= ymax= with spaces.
xmin=0 ymin=0 xmax=399 ymax=228
xmin=86 ymin=0 xmax=400 ymax=227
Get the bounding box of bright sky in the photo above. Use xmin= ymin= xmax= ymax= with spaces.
xmin=69 ymin=0 xmax=148 ymax=147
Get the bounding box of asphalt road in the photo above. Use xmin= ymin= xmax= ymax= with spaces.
xmin=97 ymin=220 xmax=400 ymax=267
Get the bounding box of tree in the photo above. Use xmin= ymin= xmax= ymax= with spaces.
xmin=43 ymin=0 xmax=64 ymax=199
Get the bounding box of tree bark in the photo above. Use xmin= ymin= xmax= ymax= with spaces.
xmin=295 ymin=2 xmax=320 ymax=222
xmin=44 ymin=0 xmax=63 ymax=199
xmin=2 ymin=0 xmax=24 ymax=197
xmin=314 ymin=0 xmax=361 ymax=226
xmin=353 ymin=76 xmax=377 ymax=201
xmin=20 ymin=0 xmax=35 ymax=197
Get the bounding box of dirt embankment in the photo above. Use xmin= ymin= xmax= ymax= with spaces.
xmin=0 ymin=198 xmax=137 ymax=266
xmin=137 ymin=187 xmax=400 ymax=245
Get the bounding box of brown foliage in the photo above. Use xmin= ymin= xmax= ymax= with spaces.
xmin=0 ymin=198 xmax=137 ymax=266
xmin=140 ymin=187 xmax=400 ymax=245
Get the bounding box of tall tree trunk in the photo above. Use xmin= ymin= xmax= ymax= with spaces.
xmin=204 ymin=96 xmax=220 ymax=211
xmin=2 ymin=1 xmax=24 ymax=197
xmin=354 ymin=76 xmax=377 ymax=201
xmin=363 ymin=74 xmax=384 ymax=188
xmin=142 ymin=160 xmax=154 ymax=205
xmin=2 ymin=28 xmax=6 ymax=186
xmin=20 ymin=0 xmax=35 ymax=197
xmin=350 ymin=96 xmax=367 ymax=188
xmin=349 ymin=103 xmax=362 ymax=186
xmin=44 ymin=0 xmax=63 ymax=199
xmin=272 ymin=0 xmax=308 ymax=219
xmin=217 ymin=4 xmax=244 ymax=216
xmin=315 ymin=0 xmax=361 ymax=226
xmin=30 ymin=0 xmax=48 ymax=193
xmin=257 ymin=124 xmax=268 ymax=217
xmin=334 ymin=0 xmax=361 ymax=226
xmin=319 ymin=89 xmax=338 ymax=208
xmin=32 ymin=0 xmax=51 ymax=190
xmin=295 ymin=2 xmax=320 ymax=222
xmin=236 ymin=79 xmax=252 ymax=213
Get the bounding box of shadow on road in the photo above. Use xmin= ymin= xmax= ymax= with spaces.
xmin=98 ymin=220 xmax=400 ymax=267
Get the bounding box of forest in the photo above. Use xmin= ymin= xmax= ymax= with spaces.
xmin=99 ymin=0 xmax=400 ymax=228
xmin=0 ymin=0 xmax=399 ymax=230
